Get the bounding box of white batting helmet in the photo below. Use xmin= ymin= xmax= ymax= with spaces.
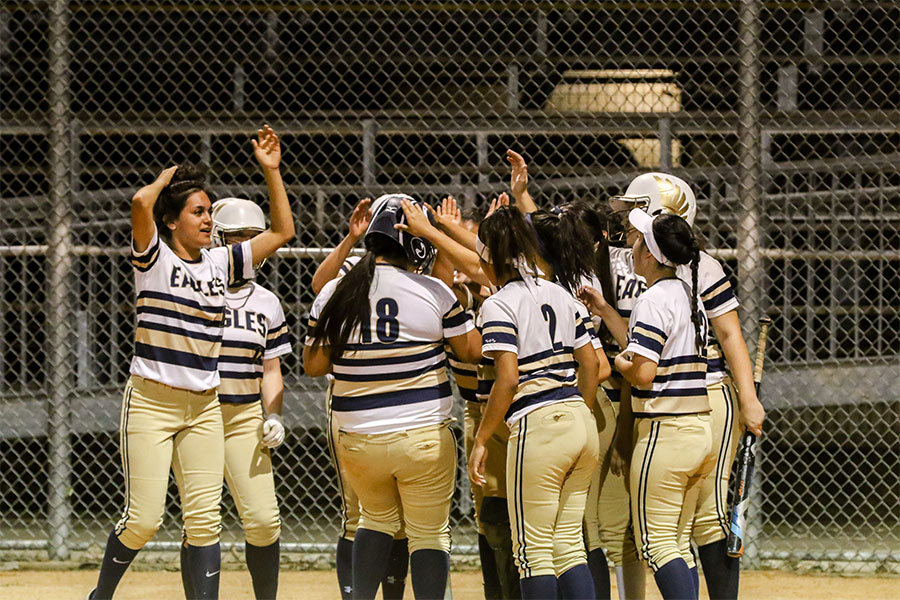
xmin=610 ymin=172 xmax=697 ymax=227
xmin=210 ymin=198 xmax=267 ymax=247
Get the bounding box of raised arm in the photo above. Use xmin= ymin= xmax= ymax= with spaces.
xmin=131 ymin=165 xmax=178 ymax=252
xmin=506 ymin=149 xmax=538 ymax=214
xmin=396 ymin=199 xmax=492 ymax=287
xmin=248 ymin=125 xmax=296 ymax=263
xmin=311 ymin=197 xmax=371 ymax=293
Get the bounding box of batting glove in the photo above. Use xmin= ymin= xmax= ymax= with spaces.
xmin=262 ymin=414 xmax=285 ymax=448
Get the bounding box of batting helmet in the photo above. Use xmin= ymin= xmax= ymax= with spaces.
xmin=610 ymin=172 xmax=697 ymax=227
xmin=366 ymin=193 xmax=436 ymax=268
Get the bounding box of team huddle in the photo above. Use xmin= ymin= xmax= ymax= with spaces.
xmin=86 ymin=126 xmax=765 ymax=600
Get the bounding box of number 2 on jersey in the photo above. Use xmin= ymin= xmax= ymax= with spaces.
xmin=541 ymin=304 xmax=565 ymax=352
xmin=361 ymin=298 xmax=400 ymax=343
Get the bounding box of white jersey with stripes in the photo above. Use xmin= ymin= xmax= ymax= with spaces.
xmin=218 ymin=282 xmax=292 ymax=404
xmin=480 ymin=278 xmax=599 ymax=426
xmin=625 ymin=277 xmax=710 ymax=416
xmin=306 ymin=263 xmax=474 ymax=434
xmin=129 ymin=227 xmax=254 ymax=391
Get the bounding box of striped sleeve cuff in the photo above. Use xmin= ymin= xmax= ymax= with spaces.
xmin=481 ymin=320 xmax=517 ymax=356
xmin=131 ymin=229 xmax=161 ymax=272
xmin=702 ymin=275 xmax=740 ymax=318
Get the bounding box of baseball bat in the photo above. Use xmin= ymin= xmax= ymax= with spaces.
xmin=726 ymin=316 xmax=772 ymax=558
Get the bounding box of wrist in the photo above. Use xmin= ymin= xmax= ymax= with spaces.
xmin=266 ymin=413 xmax=282 ymax=422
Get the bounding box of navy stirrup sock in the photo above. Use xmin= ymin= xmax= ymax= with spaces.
xmin=92 ymin=530 xmax=140 ymax=600
xmin=697 ymin=539 xmax=740 ymax=600
xmin=352 ymin=529 xmax=394 ymax=600
xmin=246 ymin=539 xmax=280 ymax=600
xmin=520 ymin=574 xmax=558 ymax=599
xmin=587 ymin=548 xmax=611 ymax=600
xmin=382 ymin=538 xmax=409 ymax=600
xmin=478 ymin=533 xmax=503 ymax=599
xmin=558 ymin=564 xmax=596 ymax=600
xmin=690 ymin=566 xmax=699 ymax=599
xmin=652 ymin=558 xmax=696 ymax=600
xmin=410 ymin=548 xmax=450 ymax=600
xmin=186 ymin=543 xmax=221 ymax=599
xmin=180 ymin=542 xmax=195 ymax=599
xmin=336 ymin=537 xmax=354 ymax=600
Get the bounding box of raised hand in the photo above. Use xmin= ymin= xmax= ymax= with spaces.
xmin=348 ymin=197 xmax=372 ymax=241
xmin=252 ymin=124 xmax=282 ymax=171
xmin=133 ymin=165 xmax=178 ymax=205
xmin=394 ymin=199 xmax=437 ymax=238
xmin=436 ymin=196 xmax=462 ymax=227
xmin=506 ymin=149 xmax=529 ymax=200
xmin=485 ymin=192 xmax=510 ymax=218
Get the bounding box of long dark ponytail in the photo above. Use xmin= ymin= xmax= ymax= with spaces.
xmin=477 ymin=206 xmax=541 ymax=284
xmin=653 ymin=214 xmax=704 ymax=354
xmin=529 ymin=208 xmax=595 ymax=293
xmin=309 ymin=235 xmax=408 ymax=359
xmin=559 ymin=200 xmax=617 ymax=309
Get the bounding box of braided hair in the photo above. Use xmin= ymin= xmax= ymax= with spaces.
xmin=652 ymin=214 xmax=705 ymax=353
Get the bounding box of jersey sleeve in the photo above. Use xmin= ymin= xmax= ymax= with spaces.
xmin=625 ymin=298 xmax=669 ymax=363
xmin=227 ymin=240 xmax=255 ymax=287
xmin=264 ymin=299 xmax=292 ymax=360
xmin=131 ymin=226 xmax=162 ymax=272
xmin=698 ymin=252 xmax=740 ymax=319
xmin=339 ymin=255 xmax=361 ymax=277
xmin=574 ymin=302 xmax=601 ymax=350
xmin=480 ymin=297 xmax=518 ymax=356
xmin=304 ymin=279 xmax=338 ymax=346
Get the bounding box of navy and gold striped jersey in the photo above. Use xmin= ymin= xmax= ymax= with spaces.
xmin=306 ymin=263 xmax=474 ymax=434
xmin=480 ymin=279 xmax=599 ymax=425
xmin=129 ymin=227 xmax=254 ymax=391
xmin=676 ymin=251 xmax=740 ymax=385
xmin=625 ymin=278 xmax=710 ymax=416
xmin=217 ymin=282 xmax=292 ymax=404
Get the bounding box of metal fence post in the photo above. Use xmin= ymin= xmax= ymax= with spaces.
xmin=737 ymin=0 xmax=764 ymax=568
xmin=46 ymin=0 xmax=74 ymax=561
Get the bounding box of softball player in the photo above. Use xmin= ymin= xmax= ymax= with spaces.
xmin=311 ymin=201 xmax=410 ymax=600
xmin=304 ymin=194 xmax=480 ymax=600
xmin=605 ymin=173 xmax=766 ymax=600
xmin=468 ymin=206 xmax=602 ymax=600
xmin=88 ymin=126 xmax=294 ymax=600
xmin=176 ymin=198 xmax=292 ymax=600
xmin=507 ymin=149 xmax=646 ymax=600
xmin=613 ymin=209 xmax=714 ymax=600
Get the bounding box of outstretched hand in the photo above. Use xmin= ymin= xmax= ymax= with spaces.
xmin=394 ymin=199 xmax=437 ymax=238
xmin=486 ymin=192 xmax=510 ymax=218
xmin=506 ymin=149 xmax=529 ymax=200
xmin=436 ymin=196 xmax=462 ymax=228
xmin=577 ymin=285 xmax=608 ymax=317
xmin=348 ymin=197 xmax=372 ymax=240
xmin=252 ymin=124 xmax=282 ymax=171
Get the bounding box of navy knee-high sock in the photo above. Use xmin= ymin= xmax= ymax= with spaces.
xmin=410 ymin=548 xmax=450 ymax=600
xmin=180 ymin=543 xmax=195 ymax=599
xmin=186 ymin=543 xmax=221 ymax=599
xmin=690 ymin=567 xmax=699 ymax=599
xmin=92 ymin=530 xmax=140 ymax=600
xmin=519 ymin=574 xmax=557 ymax=599
xmin=587 ymin=548 xmax=611 ymax=600
xmin=246 ymin=540 xmax=280 ymax=600
xmin=478 ymin=534 xmax=503 ymax=599
xmin=558 ymin=563 xmax=596 ymax=600
xmin=697 ymin=539 xmax=740 ymax=600
xmin=336 ymin=537 xmax=354 ymax=600
xmin=652 ymin=558 xmax=695 ymax=600
xmin=352 ymin=529 xmax=394 ymax=600
xmin=381 ymin=538 xmax=409 ymax=600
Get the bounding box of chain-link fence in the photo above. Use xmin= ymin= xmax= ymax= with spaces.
xmin=1 ymin=1 xmax=897 ymax=573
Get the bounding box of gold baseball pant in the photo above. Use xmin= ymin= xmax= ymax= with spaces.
xmin=584 ymin=389 xmax=641 ymax=567
xmin=507 ymin=401 xmax=600 ymax=579
xmin=115 ymin=375 xmax=224 ymax=549
xmin=630 ymin=414 xmax=715 ymax=572
xmin=336 ymin=421 xmax=456 ymax=554
xmin=326 ymin=393 xmax=362 ymax=540
xmin=221 ymin=401 xmax=281 ymax=547
xmin=693 ymin=379 xmax=742 ymax=546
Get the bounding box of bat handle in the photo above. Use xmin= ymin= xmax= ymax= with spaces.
xmin=753 ymin=316 xmax=772 ymax=385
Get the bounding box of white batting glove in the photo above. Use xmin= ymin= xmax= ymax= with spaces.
xmin=261 ymin=414 xmax=285 ymax=449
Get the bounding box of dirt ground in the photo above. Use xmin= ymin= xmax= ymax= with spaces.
xmin=1 ymin=568 xmax=897 ymax=599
